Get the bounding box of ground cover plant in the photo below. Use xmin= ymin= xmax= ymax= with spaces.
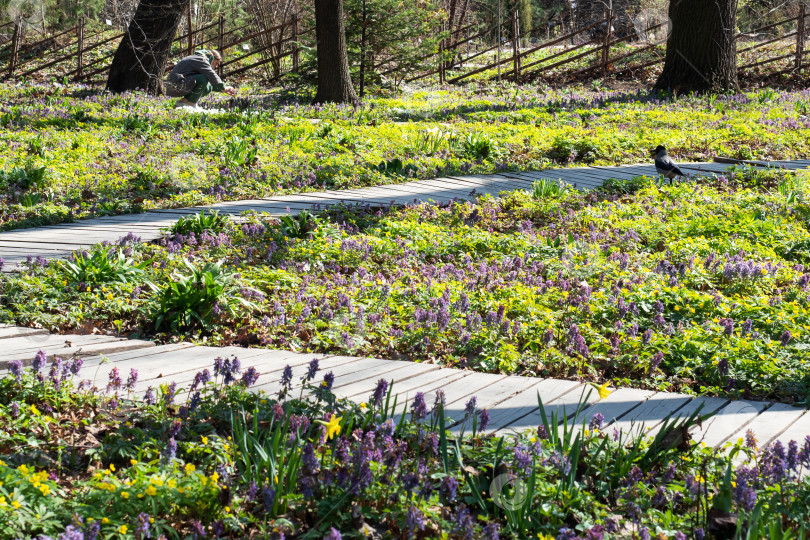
xmin=4 ymin=166 xmax=810 ymax=405
xmin=1 ymin=82 xmax=810 ymax=231
xmin=2 ymin=348 xmax=810 ymax=539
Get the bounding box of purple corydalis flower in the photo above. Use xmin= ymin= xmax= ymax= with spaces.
xmin=143 ymin=386 xmax=156 ymax=405
xmin=440 ymin=476 xmax=459 ymax=502
xmin=405 ymin=506 xmax=425 ymax=535
xmin=241 ymin=366 xmax=259 ymax=387
xmin=191 ymin=369 xmax=211 ymax=391
xmin=589 ymin=413 xmax=604 ymax=431
xmin=10 ymin=402 xmax=19 ymax=418
xmin=324 ymin=528 xmax=342 ymax=540
xmin=411 ymin=392 xmax=428 ymax=421
xmin=372 ymin=379 xmax=389 ymax=408
xmin=479 ymin=409 xmax=490 ymax=431
xmin=781 ymin=330 xmax=792 ymax=346
xmin=464 ymin=396 xmax=477 ymax=417
xmin=69 ymin=357 xmax=83 ymax=376
xmin=163 ymin=382 xmax=178 ymax=405
xmin=8 ymin=360 xmax=22 ymax=383
xmin=32 ymin=350 xmax=47 ymax=372
xmin=304 ymin=358 xmax=319 ymax=382
xmin=126 ymin=368 xmax=138 ymax=391
xmin=135 ymin=512 xmax=150 ymax=539
xmin=280 ymin=365 xmax=293 ymax=388
xmin=107 ymin=367 xmax=121 ymax=393
xmin=163 ymin=437 xmax=177 ymax=463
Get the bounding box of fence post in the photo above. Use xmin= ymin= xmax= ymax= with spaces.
xmin=186 ymin=1 xmax=193 ymax=55
xmin=7 ymin=22 xmax=20 ymax=79
xmin=76 ymin=16 xmax=85 ymax=80
xmin=439 ymin=21 xmax=446 ymax=84
xmin=292 ymin=14 xmax=300 ymax=73
xmin=602 ymin=8 xmax=613 ymax=76
xmin=217 ymin=13 xmax=224 ymax=76
xmin=512 ymin=11 xmax=520 ymax=83
xmin=797 ymin=4 xmax=806 ymax=70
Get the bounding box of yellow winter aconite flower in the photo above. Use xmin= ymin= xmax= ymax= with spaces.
xmin=145 ymin=485 xmax=157 ymax=496
xmin=120 ymin=491 xmax=129 ymax=499
xmin=201 ymin=436 xmax=208 ymax=445
xmin=101 ymin=518 xmax=109 ymax=524
xmin=30 ymin=405 xmax=40 ymax=417
xmin=184 ymin=463 xmax=196 ymax=474
xmin=11 ymin=500 xmax=21 ymax=509
xmin=119 ymin=525 xmax=128 ymax=534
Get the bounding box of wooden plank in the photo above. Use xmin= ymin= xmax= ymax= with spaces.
xmin=0 ymin=327 xmax=49 ymax=340
xmin=694 ymin=400 xmax=769 ymax=448
xmin=337 ymin=364 xmax=461 ymax=399
xmin=775 ymin=408 xmax=810 ymax=445
xmin=646 ymin=396 xmax=729 ymax=437
xmin=486 ymin=378 xmax=584 ymax=433
xmin=725 ymin=403 xmax=808 ymax=448
xmin=77 ymin=343 xmax=196 ymax=369
xmin=571 ymin=387 xmax=658 ymax=427
xmin=0 ymin=337 xmax=155 ymax=369
xmin=607 ymin=392 xmax=694 ymax=437
xmin=442 ymin=374 xmax=540 ymax=426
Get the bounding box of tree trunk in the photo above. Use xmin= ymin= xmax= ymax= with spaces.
xmin=106 ymin=0 xmax=187 ymax=94
xmin=655 ymin=0 xmax=738 ymax=93
xmin=314 ymin=0 xmax=358 ymax=104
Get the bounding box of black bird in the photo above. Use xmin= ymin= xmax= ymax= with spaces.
xmin=652 ymin=145 xmax=686 ymax=184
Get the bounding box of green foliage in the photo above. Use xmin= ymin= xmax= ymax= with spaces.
xmin=169 ymin=210 xmax=228 ymax=236
xmin=222 ymin=137 xmax=258 ymax=168
xmin=1 ymin=163 xmax=48 ymax=192
xmin=461 ymin=132 xmax=500 ymax=160
xmin=61 ymin=247 xmax=147 ymax=286
xmin=276 ymin=210 xmax=322 ymax=239
xmin=531 ymin=178 xmax=570 ymax=199
xmin=148 ymin=259 xmax=257 ymax=331
xmin=376 ymin=157 xmax=417 ymax=177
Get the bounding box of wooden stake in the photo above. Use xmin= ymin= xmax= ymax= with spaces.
xmin=8 ymin=22 xmax=19 ymax=79
xmin=76 ymin=16 xmax=85 ymax=80
xmin=186 ymin=1 xmax=193 ymax=56
xmin=292 ymin=14 xmax=300 ymax=73
xmin=217 ymin=13 xmax=224 ymax=76
xmin=797 ymin=3 xmax=806 ymax=70
xmin=602 ymin=9 xmax=613 ymax=76
xmin=512 ymin=11 xmax=520 ymax=83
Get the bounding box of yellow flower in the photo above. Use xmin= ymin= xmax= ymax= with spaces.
xmin=120 ymin=491 xmax=129 ymax=499
xmin=119 ymin=525 xmax=128 ymax=534
xmin=167 ymin=479 xmax=177 ymax=488
xmin=11 ymin=500 xmax=21 ymax=509
xmin=359 ymin=402 xmax=368 ymax=411
xmin=177 ymin=487 xmax=186 ymax=494
xmin=591 ymin=382 xmax=611 ymax=401
xmin=130 ymin=459 xmax=137 ymax=466
xmin=325 ymin=415 xmax=343 ymax=440
xmin=184 ymin=463 xmax=196 ymax=474
xmin=30 ymin=404 xmax=40 ymax=417
xmin=39 ymin=484 xmax=50 ymax=496
xmin=210 ymin=471 xmax=220 ymax=484
xmin=145 ymin=485 xmax=157 ymax=496
xmin=109 ymin=464 xmax=115 ymax=472
xmin=101 ymin=518 xmax=109 ymax=524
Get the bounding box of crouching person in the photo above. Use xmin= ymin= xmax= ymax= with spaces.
xmin=165 ymin=49 xmax=236 ymax=108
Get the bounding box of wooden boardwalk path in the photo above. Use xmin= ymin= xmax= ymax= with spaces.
xmin=1 ymin=159 xmax=796 ymax=272
xmin=1 ymin=325 xmax=808 ymax=448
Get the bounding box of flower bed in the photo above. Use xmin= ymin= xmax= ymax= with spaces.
xmin=2 ymin=349 xmax=810 ymax=538
xmin=3 ymin=166 xmax=810 ymax=404
xmin=1 ymin=83 xmax=810 ymax=231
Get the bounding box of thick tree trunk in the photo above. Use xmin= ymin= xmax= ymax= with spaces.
xmin=106 ymin=0 xmax=187 ymax=94
xmin=314 ymin=0 xmax=358 ymax=104
xmin=655 ymin=0 xmax=738 ymax=93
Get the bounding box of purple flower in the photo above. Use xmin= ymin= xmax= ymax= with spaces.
xmin=135 ymin=512 xmax=151 ymax=539
xmin=322 ymin=371 xmax=335 ymax=391
xmin=241 ymin=366 xmax=260 ymax=387
xmin=537 ymin=425 xmax=549 ymax=439
xmin=8 ymin=360 xmax=22 ymax=383
xmin=324 ymin=528 xmax=342 ymax=540
xmin=280 ymin=365 xmax=293 ymax=389
xmin=405 ymin=506 xmax=425 ymax=536
xmin=411 ymin=392 xmax=428 ymax=421
xmin=189 ymin=391 xmax=202 ymax=411
xmin=589 ymin=413 xmax=604 ymax=432
xmin=143 ymin=386 xmax=156 ymax=405
xmin=452 ymin=507 xmax=475 ymax=540
xmin=59 ymin=525 xmax=85 ymax=540
xmin=439 ymin=476 xmax=459 ymax=503
xmin=304 ymin=358 xmax=319 ymax=382
xmin=781 ymin=330 xmax=792 ymax=346
xmin=162 ymin=437 xmax=177 ymax=463
xmin=261 ymin=486 xmax=276 ymax=513
xmin=650 ymin=352 xmax=663 ymax=371
xmin=10 ymin=402 xmax=19 ymax=418
xmin=106 ymin=367 xmax=121 ymax=393
xmin=464 ymin=396 xmax=477 ymax=417
xmin=126 ymin=369 xmax=138 ymax=391
xmin=513 ymin=443 xmax=532 ymax=474
xmin=557 ymin=527 xmax=577 ymax=540
xmin=479 ymin=409 xmax=490 ymax=431
xmin=163 ymin=382 xmax=178 ymax=405
xmin=372 ymin=379 xmax=389 ymax=408
xmin=32 ymin=350 xmax=47 ymax=372
xmin=191 ymin=369 xmax=211 ymax=391
xmin=69 ymin=357 xmax=83 ymax=376
xmin=481 ymin=522 xmax=500 ymax=540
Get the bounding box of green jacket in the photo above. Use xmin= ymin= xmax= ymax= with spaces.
xmin=166 ymin=50 xmax=226 ymax=94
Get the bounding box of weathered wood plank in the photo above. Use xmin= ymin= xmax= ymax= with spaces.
xmin=0 ymin=327 xmax=49 ymax=340
xmin=486 ymin=378 xmax=583 ymax=434
xmin=725 ymin=403 xmax=808 ymax=448
xmin=694 ymin=400 xmax=769 ymax=448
